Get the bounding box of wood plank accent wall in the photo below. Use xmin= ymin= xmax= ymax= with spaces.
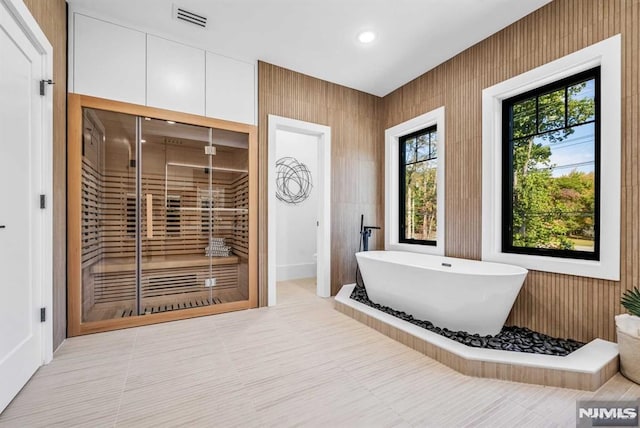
xmin=381 ymin=0 xmax=638 ymax=343
xmin=23 ymin=0 xmax=67 ymax=350
xmin=258 ymin=62 xmax=383 ymax=304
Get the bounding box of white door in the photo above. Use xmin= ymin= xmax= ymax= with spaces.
xmin=0 ymin=0 xmax=51 ymax=413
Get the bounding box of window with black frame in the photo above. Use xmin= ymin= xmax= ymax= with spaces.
xmin=399 ymin=126 xmax=438 ymax=245
xmin=502 ymin=67 xmax=600 ymax=260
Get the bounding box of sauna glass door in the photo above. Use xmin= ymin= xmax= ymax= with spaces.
xmin=139 ymin=118 xmax=217 ymax=313
xmin=137 ymin=121 xmax=251 ymax=313
xmin=76 ymin=97 xmax=254 ymax=329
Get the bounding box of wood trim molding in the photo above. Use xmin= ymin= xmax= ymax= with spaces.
xmin=72 ymin=94 xmax=253 ymax=134
xmin=67 ymin=94 xmax=83 ymax=336
xmin=248 ymin=126 xmax=258 ymax=308
xmin=76 ymin=300 xmax=252 ymax=335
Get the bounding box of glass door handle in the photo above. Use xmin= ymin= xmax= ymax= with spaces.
xmin=0 ymin=225 xmax=5 ymax=229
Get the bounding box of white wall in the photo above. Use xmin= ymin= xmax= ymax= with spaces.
xmin=275 ymin=130 xmax=318 ymax=280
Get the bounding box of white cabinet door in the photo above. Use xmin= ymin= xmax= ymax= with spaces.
xmin=147 ymin=35 xmax=205 ymax=116
xmin=0 ymin=0 xmax=49 ymax=412
xmin=206 ymin=53 xmax=255 ymax=125
xmin=73 ymin=14 xmax=146 ymax=105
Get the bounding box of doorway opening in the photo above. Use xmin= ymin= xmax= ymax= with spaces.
xmin=268 ymin=116 xmax=331 ymax=305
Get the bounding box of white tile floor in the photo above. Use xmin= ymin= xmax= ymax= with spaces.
xmin=1 ymin=278 xmax=638 ymax=427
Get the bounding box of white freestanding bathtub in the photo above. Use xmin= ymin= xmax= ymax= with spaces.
xmin=355 ymin=251 xmax=528 ymax=336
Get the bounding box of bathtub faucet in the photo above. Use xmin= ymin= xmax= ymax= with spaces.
xmin=359 ymin=214 xmax=381 ymax=251
xmin=361 ymin=225 xmax=380 ymax=251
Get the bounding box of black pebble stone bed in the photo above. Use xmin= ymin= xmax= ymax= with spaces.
xmin=350 ymin=284 xmax=584 ymax=356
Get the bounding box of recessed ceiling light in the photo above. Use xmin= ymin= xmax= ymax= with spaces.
xmin=144 ymin=117 xmax=151 ymax=121
xmin=166 ymin=120 xmax=176 ymax=125
xmin=358 ymin=31 xmax=376 ymax=44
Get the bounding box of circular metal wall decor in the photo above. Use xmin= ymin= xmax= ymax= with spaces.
xmin=275 ymin=157 xmax=313 ymax=204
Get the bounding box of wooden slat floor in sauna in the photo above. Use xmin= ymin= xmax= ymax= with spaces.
xmin=2 ymin=278 xmax=639 ymax=427
xmin=119 ymin=297 xmax=224 ymax=317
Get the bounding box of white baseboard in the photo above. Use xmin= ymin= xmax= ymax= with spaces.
xmin=277 ymin=263 xmax=316 ymax=281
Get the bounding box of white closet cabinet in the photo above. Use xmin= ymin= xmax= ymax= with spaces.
xmin=146 ymin=35 xmax=206 ymax=116
xmin=206 ymin=53 xmax=256 ymax=125
xmin=71 ymin=13 xmax=256 ymax=124
xmin=73 ymin=14 xmax=146 ymax=105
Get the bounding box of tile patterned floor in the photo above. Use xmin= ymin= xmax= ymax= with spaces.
xmin=1 ymin=278 xmax=638 ymax=427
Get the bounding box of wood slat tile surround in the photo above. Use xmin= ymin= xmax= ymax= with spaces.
xmin=258 ymin=62 xmax=384 ymax=305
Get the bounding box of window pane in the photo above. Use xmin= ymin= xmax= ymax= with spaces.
xmin=544 ymin=122 xmax=595 ymax=172
xmin=404 ymin=160 xmax=437 ymax=241
xmin=568 ymin=79 xmax=596 ymax=125
xmin=511 ymin=122 xmax=595 ymax=253
xmin=511 ymin=97 xmax=536 ymax=139
xmin=538 ymin=88 xmax=565 ymax=133
xmin=416 ymin=134 xmax=429 ymax=161
xmin=429 ymin=131 xmax=437 ymax=158
xmin=405 ymin=137 xmax=416 ymax=164
xmin=504 ymin=68 xmax=599 ymax=259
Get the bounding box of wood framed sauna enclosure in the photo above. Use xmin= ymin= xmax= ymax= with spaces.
xmin=68 ymin=94 xmax=257 ymax=336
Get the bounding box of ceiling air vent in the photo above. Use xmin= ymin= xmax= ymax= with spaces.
xmin=173 ymin=5 xmax=207 ymax=29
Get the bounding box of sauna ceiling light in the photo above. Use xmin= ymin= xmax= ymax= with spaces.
xmin=358 ymin=31 xmax=376 ymax=44
xmin=166 ymin=120 xmax=176 ymax=125
xmin=144 ymin=117 xmax=151 ymax=121
xmin=140 ymin=139 xmax=146 ymax=143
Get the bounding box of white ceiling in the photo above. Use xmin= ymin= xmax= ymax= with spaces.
xmin=68 ymin=0 xmax=552 ymax=97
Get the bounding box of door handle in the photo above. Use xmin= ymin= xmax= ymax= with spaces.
xmin=0 ymin=225 xmax=5 ymax=229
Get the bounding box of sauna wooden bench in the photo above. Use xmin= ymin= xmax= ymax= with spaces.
xmin=89 ymin=254 xmax=240 ymax=274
